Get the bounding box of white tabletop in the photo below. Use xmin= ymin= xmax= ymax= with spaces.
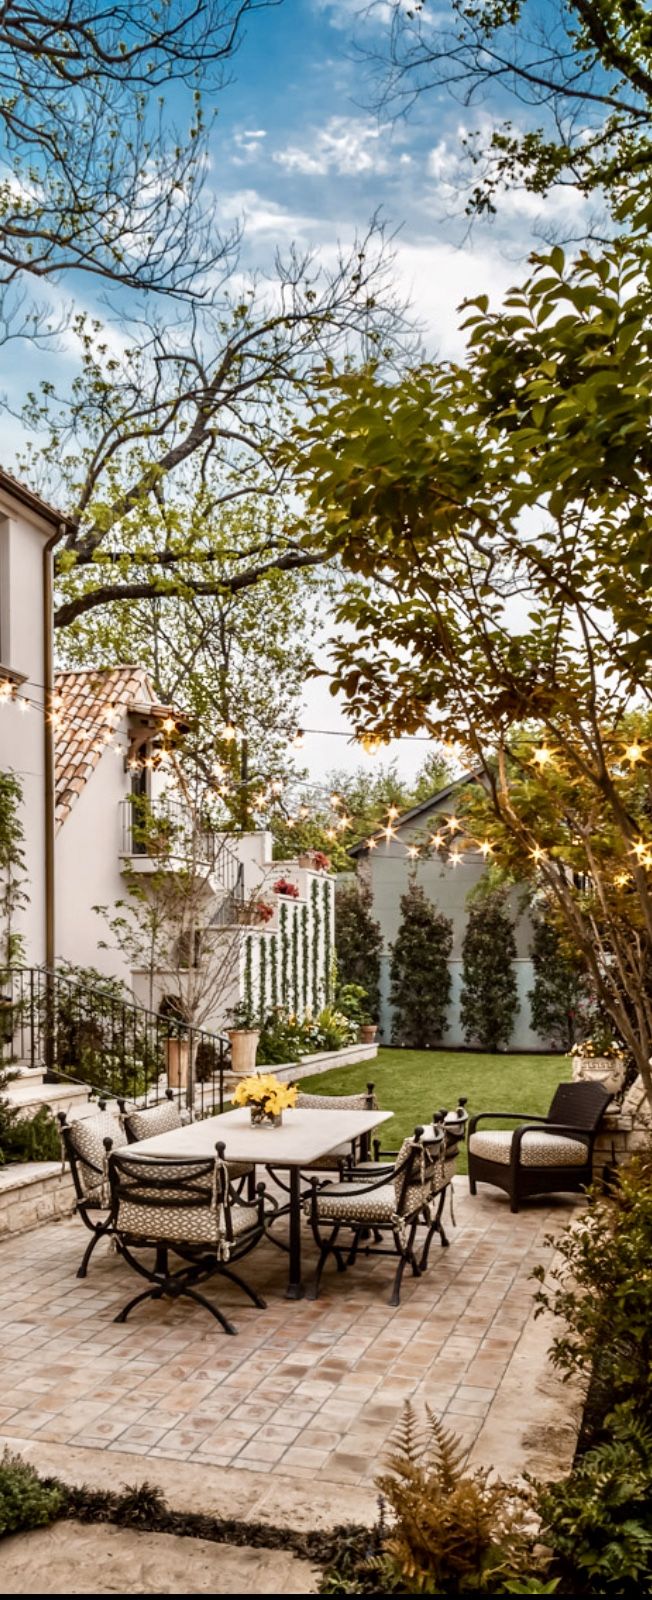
xmin=120 ymin=1106 xmax=393 ymax=1168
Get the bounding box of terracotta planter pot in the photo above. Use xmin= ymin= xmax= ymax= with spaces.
xmin=227 ymin=1028 xmax=260 ymax=1074
xmin=165 ymin=1038 xmax=189 ymax=1090
xmin=358 ymin=1024 xmax=378 ymax=1044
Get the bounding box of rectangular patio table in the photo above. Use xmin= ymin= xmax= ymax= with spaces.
xmin=120 ymin=1105 xmax=393 ymax=1300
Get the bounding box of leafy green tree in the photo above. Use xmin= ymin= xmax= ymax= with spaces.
xmin=291 ymin=219 xmax=652 ymax=1103
xmin=528 ymin=918 xmax=591 ymax=1052
xmin=461 ymin=892 xmax=519 ymax=1052
xmin=389 ymin=883 xmax=453 ymax=1048
xmin=335 ymin=881 xmax=383 ymax=1023
xmin=272 ymin=752 xmax=454 ymax=869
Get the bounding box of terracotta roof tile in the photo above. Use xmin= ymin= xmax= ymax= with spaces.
xmin=54 ymin=665 xmax=162 ymax=829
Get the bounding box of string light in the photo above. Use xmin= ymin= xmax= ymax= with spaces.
xmin=407 ymin=845 xmax=419 ymax=859
xmin=530 ymin=844 xmax=547 ymax=865
xmin=615 ymin=870 xmax=630 ymax=888
xmin=478 ymin=839 xmax=494 ymax=859
xmin=531 ymin=746 xmax=554 ymax=768
xmin=624 ymin=740 xmax=645 ymax=765
xmin=430 ymin=832 xmax=445 ymax=849
xmin=222 ymin=723 xmax=236 ymax=742
xmin=292 ymin=729 xmax=305 ymax=749
xmin=447 ymin=816 xmax=461 ymax=833
xmin=449 ymin=848 xmax=462 ymax=867
xmin=366 ymin=837 xmax=378 ymax=850
xmin=161 ymin=716 xmax=176 ymax=735
xmin=330 ymin=792 xmax=342 ymax=808
xmin=387 ymin=805 xmax=400 ymax=821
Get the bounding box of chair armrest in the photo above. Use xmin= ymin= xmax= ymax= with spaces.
xmin=468 ymin=1111 xmax=548 ymax=1137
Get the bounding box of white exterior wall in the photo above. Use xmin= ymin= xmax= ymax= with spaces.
xmin=54 ymin=712 xmax=134 ymax=982
xmin=359 ymin=796 xmax=547 ymax=1052
xmin=0 ymin=502 xmax=51 ymax=967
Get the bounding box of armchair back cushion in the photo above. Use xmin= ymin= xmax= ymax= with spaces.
xmin=546 ymin=1080 xmax=612 ymax=1132
xmin=67 ymin=1108 xmax=127 ymax=1200
xmin=110 ymin=1152 xmax=238 ymax=1247
xmin=123 ymin=1099 xmax=183 ymax=1144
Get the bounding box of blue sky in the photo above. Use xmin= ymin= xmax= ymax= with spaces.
xmin=7 ymin=0 xmax=590 ymax=783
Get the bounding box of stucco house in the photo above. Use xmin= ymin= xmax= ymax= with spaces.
xmin=350 ymin=776 xmax=546 ymax=1052
xmin=0 ymin=471 xmax=334 ymax=1037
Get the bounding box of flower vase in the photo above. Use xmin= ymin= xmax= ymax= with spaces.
xmin=250 ymin=1106 xmax=282 ymax=1128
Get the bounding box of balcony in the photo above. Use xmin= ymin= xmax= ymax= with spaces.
xmin=119 ymin=796 xmax=244 ymax=911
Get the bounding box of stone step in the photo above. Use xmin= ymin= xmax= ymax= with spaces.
xmin=3 ymin=1078 xmax=91 ymax=1119
xmin=0 ymin=1161 xmax=76 ymax=1236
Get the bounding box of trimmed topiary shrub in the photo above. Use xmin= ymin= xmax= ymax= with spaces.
xmin=461 ymin=891 xmax=519 ymax=1052
xmin=0 ymin=1450 xmax=63 ymax=1536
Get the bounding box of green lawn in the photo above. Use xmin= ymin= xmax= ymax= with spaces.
xmin=301 ymin=1047 xmax=568 ymax=1173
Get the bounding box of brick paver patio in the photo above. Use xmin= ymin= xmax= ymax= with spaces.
xmin=0 ymin=1179 xmax=578 ymax=1491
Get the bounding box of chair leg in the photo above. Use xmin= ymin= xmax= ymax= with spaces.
xmin=217 ymin=1261 xmax=267 ymax=1310
xmin=468 ymin=1172 xmax=477 ymax=1195
xmin=307 ymin=1222 xmax=342 ymax=1300
xmin=180 ymin=1286 xmax=237 ymax=1334
xmin=389 ymin=1230 xmax=410 ymax=1308
xmin=76 ymin=1223 xmax=110 ymax=1279
xmin=114 ymin=1284 xmax=163 ymax=1323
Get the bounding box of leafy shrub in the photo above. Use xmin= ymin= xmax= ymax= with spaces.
xmin=0 ymin=1449 xmax=63 ymax=1535
xmin=538 ymin=1410 xmax=652 ymax=1596
xmin=0 ymin=1075 xmax=61 ymax=1165
xmin=461 ymin=891 xmax=519 ymax=1051
xmin=335 ymin=882 xmax=383 ymax=1022
xmin=389 ymin=885 xmax=453 ymax=1048
xmin=336 ymin=984 xmax=372 ymax=1027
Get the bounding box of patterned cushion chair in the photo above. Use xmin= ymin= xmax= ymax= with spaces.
xmin=120 ymin=1094 xmax=253 ymax=1188
xmin=57 ymin=1100 xmax=128 ymax=1278
xmin=467 ymin=1081 xmax=612 ymax=1212
xmin=304 ymin=1124 xmax=447 ymax=1306
xmin=108 ymin=1140 xmax=276 ymax=1334
xmin=295 ymin=1083 xmax=379 ymax=1171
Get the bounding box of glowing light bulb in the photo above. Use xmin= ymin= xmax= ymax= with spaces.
xmin=366 ymin=837 xmax=378 ymax=850
xmin=292 ymin=729 xmax=305 ymax=749
xmin=222 ymin=723 xmax=236 ymax=742
xmin=631 ymin=839 xmax=649 ymax=860
xmin=330 ymin=793 xmax=342 ymax=808
xmin=387 ymin=805 xmax=399 ymax=821
xmin=162 ymin=716 xmax=176 ymax=735
xmin=478 ymin=839 xmax=494 ymax=859
xmin=18 ymin=697 xmax=29 ymax=714
xmin=530 ymin=844 xmax=546 ymax=864
xmin=615 ymin=871 xmax=630 ymax=888
xmin=430 ymin=832 xmax=445 ymax=850
xmin=325 ymin=828 xmax=337 ymax=841
xmin=407 ymin=845 xmax=419 ymax=859
xmin=624 ymin=741 xmax=645 ymax=765
xmin=449 ymin=848 xmax=461 ymax=867
xmin=531 ymin=745 xmax=553 ymax=768
xmin=447 ymin=816 xmax=461 ymax=833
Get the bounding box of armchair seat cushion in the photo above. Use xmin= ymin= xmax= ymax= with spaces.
xmin=469 ymin=1129 xmax=587 ymax=1168
xmin=306 ymin=1180 xmax=399 ymax=1226
xmin=117 ymin=1185 xmax=257 ymax=1247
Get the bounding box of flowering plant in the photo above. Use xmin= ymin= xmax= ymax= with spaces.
xmin=232 ymin=1072 xmax=298 ymax=1118
xmin=272 ymin=878 xmax=300 ymax=898
xmin=252 ymin=899 xmax=274 ymax=924
xmin=569 ymin=1036 xmax=625 ymax=1060
xmin=309 ymin=850 xmax=331 ymax=872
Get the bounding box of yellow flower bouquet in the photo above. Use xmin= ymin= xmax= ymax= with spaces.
xmin=232 ymin=1073 xmax=298 ymax=1127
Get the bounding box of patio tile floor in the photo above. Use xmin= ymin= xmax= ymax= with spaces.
xmin=0 ymin=1180 xmax=577 ymax=1488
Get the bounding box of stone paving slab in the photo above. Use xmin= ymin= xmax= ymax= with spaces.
xmin=0 ymin=1179 xmax=579 ymax=1506
xmin=0 ymin=1521 xmax=317 ymax=1593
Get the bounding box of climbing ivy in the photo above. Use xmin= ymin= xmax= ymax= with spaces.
xmin=291 ymin=908 xmax=300 ymax=1013
xmin=311 ymin=879 xmax=320 ymax=1013
xmin=301 ymin=905 xmax=309 ymax=1013
xmin=323 ymin=880 xmax=332 ymax=1003
xmin=259 ymin=937 xmax=267 ymax=1022
xmin=270 ymin=934 xmax=278 ymax=1007
xmin=244 ymin=935 xmax=254 ymax=1017
xmin=0 ymin=772 xmax=28 ymax=977
xmin=280 ymin=902 xmax=289 ymax=1006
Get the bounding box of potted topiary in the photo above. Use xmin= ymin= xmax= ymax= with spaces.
xmin=336 ymin=983 xmax=378 ymax=1044
xmin=226 ymin=1001 xmax=261 ymax=1075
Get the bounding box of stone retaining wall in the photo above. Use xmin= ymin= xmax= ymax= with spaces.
xmin=0 ymin=1163 xmax=76 ymax=1237
xmin=591 ymin=1078 xmax=652 ymax=1177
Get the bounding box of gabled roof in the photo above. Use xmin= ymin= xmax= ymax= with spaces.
xmin=348 ymin=770 xmax=483 ymax=857
xmin=54 ymin=665 xmax=172 ymax=827
xmin=0 ymin=466 xmax=76 ymax=532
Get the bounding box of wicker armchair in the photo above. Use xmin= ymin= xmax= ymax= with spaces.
xmin=57 ymin=1100 xmax=127 ymax=1278
xmin=108 ymin=1140 xmax=276 ymax=1333
xmin=305 ymin=1124 xmax=448 ymax=1306
xmin=467 ymin=1080 xmax=612 ymax=1212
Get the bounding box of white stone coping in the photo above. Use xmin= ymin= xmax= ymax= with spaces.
xmin=0 ymin=1161 xmax=69 ymax=1194
xmin=254 ymin=1042 xmax=379 ymax=1085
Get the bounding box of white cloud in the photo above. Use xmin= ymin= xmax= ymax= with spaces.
xmin=393 ymin=236 xmax=517 ymax=360
xmin=232 ymin=128 xmax=268 ymax=164
xmin=273 ymin=116 xmax=396 ymax=177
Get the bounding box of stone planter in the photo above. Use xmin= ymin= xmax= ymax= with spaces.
xmin=358 ymin=1023 xmax=378 ymax=1045
xmin=227 ymin=1028 xmax=260 ymax=1075
xmin=572 ymin=1054 xmax=627 ymax=1095
xmin=165 ymin=1038 xmax=189 ymax=1090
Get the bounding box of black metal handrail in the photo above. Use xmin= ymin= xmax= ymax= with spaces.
xmin=1 ymin=966 xmax=228 ymax=1116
